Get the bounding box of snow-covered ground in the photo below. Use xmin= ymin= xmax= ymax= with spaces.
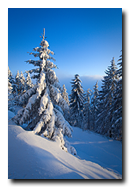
xmin=8 ymin=110 xmax=122 ymax=179
xmin=66 ymin=127 xmax=122 ymax=176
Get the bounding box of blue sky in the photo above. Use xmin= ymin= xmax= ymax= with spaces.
xmin=8 ymin=8 xmax=122 ymax=93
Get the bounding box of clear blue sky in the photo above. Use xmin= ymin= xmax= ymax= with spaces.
xmin=8 ymin=8 xmax=122 ymax=92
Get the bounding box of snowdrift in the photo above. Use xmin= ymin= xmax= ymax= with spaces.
xmin=8 ymin=111 xmax=121 ymax=179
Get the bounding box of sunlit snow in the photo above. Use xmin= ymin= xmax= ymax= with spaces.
xmin=8 ymin=111 xmax=122 ymax=179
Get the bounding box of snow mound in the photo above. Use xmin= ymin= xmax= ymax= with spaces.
xmin=8 ymin=112 xmax=121 ymax=179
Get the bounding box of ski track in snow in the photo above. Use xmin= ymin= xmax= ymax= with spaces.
xmin=8 ymin=111 xmax=122 ymax=179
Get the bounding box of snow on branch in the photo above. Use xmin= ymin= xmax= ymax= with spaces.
xmin=50 ymin=85 xmax=69 ymax=111
xmin=54 ymin=108 xmax=72 ymax=138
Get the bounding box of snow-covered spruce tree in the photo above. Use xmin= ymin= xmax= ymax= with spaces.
xmin=69 ymin=74 xmax=84 ymax=128
xmin=12 ymin=71 xmax=26 ymax=106
xmin=111 ymin=52 xmax=122 ymax=140
xmin=8 ymin=67 xmax=13 ymax=96
xmin=13 ymin=71 xmax=22 ymax=96
xmin=20 ymin=71 xmax=26 ymax=93
xmin=8 ymin=77 xmax=12 ymax=95
xmin=8 ymin=78 xmax=13 ymax=110
xmin=8 ymin=67 xmax=14 ymax=85
xmin=61 ymin=84 xmax=70 ymax=123
xmin=104 ymin=57 xmax=118 ymax=137
xmin=61 ymin=84 xmax=69 ymax=105
xmin=25 ymin=71 xmax=34 ymax=91
xmin=91 ymin=81 xmax=99 ymax=131
xmin=8 ymin=67 xmax=16 ymax=95
xmin=8 ymin=67 xmax=15 ymax=110
xmin=13 ymin=29 xmax=76 ymax=154
xmin=8 ymin=71 xmax=13 ymax=97
xmin=96 ymin=76 xmax=109 ymax=134
xmin=16 ymin=71 xmax=34 ymax=107
xmin=96 ymin=57 xmax=118 ymax=137
xmin=83 ymin=88 xmax=92 ymax=130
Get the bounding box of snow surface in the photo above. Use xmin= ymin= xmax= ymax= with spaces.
xmin=8 ymin=111 xmax=122 ymax=179
xmin=66 ymin=127 xmax=122 ymax=176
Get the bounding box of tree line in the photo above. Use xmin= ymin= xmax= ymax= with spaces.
xmin=69 ymin=53 xmax=122 ymax=141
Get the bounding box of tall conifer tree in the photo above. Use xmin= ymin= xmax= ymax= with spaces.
xmin=111 ymin=52 xmax=122 ymax=140
xmin=61 ymin=84 xmax=69 ymax=105
xmin=91 ymin=82 xmax=99 ymax=131
xmin=96 ymin=58 xmax=118 ymax=137
xmin=83 ymin=88 xmax=92 ymax=130
xmin=13 ymin=29 xmax=75 ymax=154
xmin=69 ymin=74 xmax=84 ymax=127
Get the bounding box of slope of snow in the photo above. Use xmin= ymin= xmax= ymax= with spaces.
xmin=66 ymin=127 xmax=122 ymax=176
xmin=8 ymin=111 xmax=121 ymax=179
